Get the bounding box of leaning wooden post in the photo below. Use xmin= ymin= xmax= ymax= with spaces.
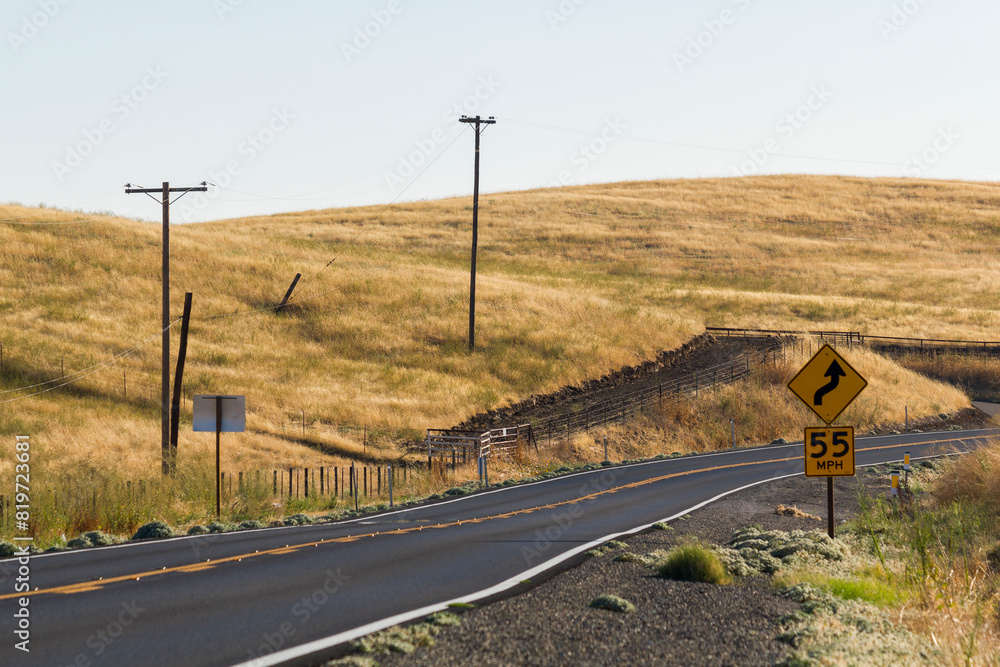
xmin=168 ymin=292 xmax=193 ymax=476
xmin=275 ymin=273 xmax=302 ymax=314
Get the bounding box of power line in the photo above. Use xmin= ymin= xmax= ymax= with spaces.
xmin=0 ymin=187 xmax=127 ymax=223
xmin=191 ymin=284 xmax=348 ymax=321
xmin=0 ymin=202 xmax=160 ymax=225
xmin=0 ymin=320 xmax=178 ymax=404
xmin=193 ymin=129 xmax=469 ymax=321
xmin=282 ymin=126 xmax=471 ymax=307
xmin=500 ymin=117 xmax=1000 ymax=173
xmin=207 ymin=182 xmax=389 ymax=203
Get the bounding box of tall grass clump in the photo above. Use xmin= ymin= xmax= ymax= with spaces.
xmin=655 ymin=542 xmax=730 ymax=585
xmin=895 ymin=353 xmax=1000 ymax=403
xmin=934 ymin=441 xmax=1000 ymax=509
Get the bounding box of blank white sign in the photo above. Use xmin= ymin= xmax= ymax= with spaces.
xmin=193 ymin=395 xmax=246 ymax=432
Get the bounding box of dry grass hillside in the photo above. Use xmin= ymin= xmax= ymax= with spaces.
xmin=1 ymin=175 xmax=997 ymax=490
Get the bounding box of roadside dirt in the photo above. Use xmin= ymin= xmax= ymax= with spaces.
xmin=456 ymin=334 xmax=780 ymax=431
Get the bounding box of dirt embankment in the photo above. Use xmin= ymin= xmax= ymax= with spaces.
xmin=457 ymin=334 xmax=781 ymax=431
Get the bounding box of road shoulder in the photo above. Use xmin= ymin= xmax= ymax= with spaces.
xmin=343 ymin=472 xmax=877 ymax=667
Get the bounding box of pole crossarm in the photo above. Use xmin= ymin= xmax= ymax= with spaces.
xmin=459 ymin=116 xmax=497 ymax=127
xmin=125 ymin=183 xmax=208 ymax=195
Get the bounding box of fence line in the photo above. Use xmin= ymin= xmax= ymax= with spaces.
xmin=423 ymin=340 xmax=788 ymax=455
xmin=0 ymin=463 xmax=433 ymax=536
xmin=530 ymin=341 xmax=786 ymax=444
xmin=707 ymin=326 xmax=1000 ymax=356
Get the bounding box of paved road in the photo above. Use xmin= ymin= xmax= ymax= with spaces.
xmin=1 ymin=428 xmax=995 ymax=667
xmin=972 ymin=401 xmax=1000 ymax=416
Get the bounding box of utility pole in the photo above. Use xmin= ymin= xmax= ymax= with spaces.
xmin=458 ymin=115 xmax=495 ymax=351
xmin=125 ymin=182 xmax=208 ymax=475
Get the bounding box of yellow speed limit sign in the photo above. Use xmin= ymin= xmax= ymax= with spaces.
xmin=803 ymin=427 xmax=855 ymax=477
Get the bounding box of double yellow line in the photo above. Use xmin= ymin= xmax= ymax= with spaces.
xmin=0 ymin=434 xmax=974 ymax=600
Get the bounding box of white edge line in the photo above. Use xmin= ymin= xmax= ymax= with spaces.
xmin=231 ymin=471 xmax=803 ymax=667
xmin=235 ymin=444 xmax=980 ymax=667
xmin=14 ymin=429 xmax=997 ymax=563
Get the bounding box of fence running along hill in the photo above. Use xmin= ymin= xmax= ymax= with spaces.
xmin=425 ymin=340 xmax=787 ymax=456
xmin=529 ymin=341 xmax=786 ymax=445
xmin=707 ymin=327 xmax=1000 ymax=357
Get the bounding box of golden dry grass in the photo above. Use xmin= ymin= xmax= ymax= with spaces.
xmin=0 ymin=174 xmax=995 ymax=535
xmin=895 ymin=353 xmax=1000 ymax=402
xmin=524 ymin=345 xmax=968 ymax=467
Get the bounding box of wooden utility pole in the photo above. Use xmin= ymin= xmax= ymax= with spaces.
xmin=125 ymin=182 xmax=208 ymax=475
xmin=458 ymin=115 xmax=495 ymax=351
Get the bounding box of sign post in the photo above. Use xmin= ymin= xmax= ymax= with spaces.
xmin=788 ymin=345 xmax=867 ymax=538
xmin=193 ymin=395 xmax=246 ymax=518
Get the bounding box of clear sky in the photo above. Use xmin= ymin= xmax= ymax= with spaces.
xmin=2 ymin=0 xmax=998 ymax=223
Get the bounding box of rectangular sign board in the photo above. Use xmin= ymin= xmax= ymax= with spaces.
xmin=193 ymin=395 xmax=246 ymax=432
xmin=803 ymin=426 xmax=855 ymax=477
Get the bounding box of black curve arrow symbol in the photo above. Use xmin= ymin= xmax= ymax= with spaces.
xmin=813 ymin=360 xmax=846 ymax=406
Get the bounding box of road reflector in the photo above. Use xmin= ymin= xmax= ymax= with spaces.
xmin=803 ymin=427 xmax=855 ymax=477
xmin=788 ymin=345 xmax=868 ymax=424
xmin=904 ymin=452 xmax=910 ymax=471
xmin=890 ymin=473 xmax=899 ymax=496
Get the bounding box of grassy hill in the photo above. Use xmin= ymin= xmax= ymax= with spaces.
xmin=0 ymin=175 xmax=994 ymax=516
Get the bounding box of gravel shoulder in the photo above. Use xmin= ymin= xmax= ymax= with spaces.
xmin=370 ymin=470 xmax=883 ymax=667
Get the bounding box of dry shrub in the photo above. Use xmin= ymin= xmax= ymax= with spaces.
xmin=430 ymin=459 xmax=449 ymax=485
xmin=659 ymin=394 xmax=698 ymax=427
xmin=933 ymin=438 xmax=1000 ymax=507
xmin=776 ymin=504 xmax=821 ymax=521
xmin=511 ymin=434 xmax=532 ymax=465
xmin=896 ymin=353 xmax=1000 ymax=403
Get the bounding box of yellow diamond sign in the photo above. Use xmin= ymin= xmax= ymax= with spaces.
xmin=788 ymin=344 xmax=867 ymax=424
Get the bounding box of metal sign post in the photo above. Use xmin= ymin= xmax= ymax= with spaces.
xmin=790 ymin=345 xmax=867 ymax=539
xmin=193 ymin=395 xmax=246 ymax=518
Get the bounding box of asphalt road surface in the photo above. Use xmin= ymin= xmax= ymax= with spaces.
xmin=1 ymin=428 xmax=995 ymax=667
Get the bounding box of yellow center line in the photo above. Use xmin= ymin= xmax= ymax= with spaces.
xmin=2 ymin=433 xmax=979 ymax=601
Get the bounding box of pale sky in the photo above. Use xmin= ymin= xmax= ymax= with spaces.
xmin=2 ymin=0 xmax=998 ymax=223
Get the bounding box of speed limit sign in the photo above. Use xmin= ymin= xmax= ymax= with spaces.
xmin=803 ymin=427 xmax=855 ymax=477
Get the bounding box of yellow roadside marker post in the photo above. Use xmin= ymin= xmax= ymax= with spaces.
xmin=903 ymin=451 xmax=911 ymax=489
